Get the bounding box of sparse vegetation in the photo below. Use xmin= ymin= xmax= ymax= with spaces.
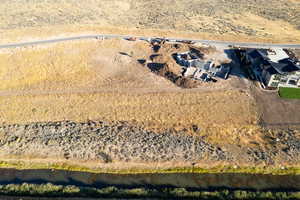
xmin=279 ymin=87 xmax=300 ymax=99
xmin=0 ymin=90 xmax=257 ymax=133
xmin=0 ymin=121 xmax=299 ymax=175
xmin=0 ymin=1 xmax=299 ymax=196
xmin=0 ymin=183 xmax=300 ymax=199
xmin=0 ymin=159 xmax=299 ymax=175
xmin=0 ymin=39 xmax=258 ymax=134
xmin=0 ymin=39 xmax=299 ymax=174
xmin=0 ymin=0 xmax=300 ymax=43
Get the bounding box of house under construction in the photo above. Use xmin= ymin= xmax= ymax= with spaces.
xmin=175 ymin=51 xmax=231 ymax=82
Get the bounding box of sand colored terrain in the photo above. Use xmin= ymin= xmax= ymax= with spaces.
xmin=0 ymin=0 xmax=300 ymax=43
xmin=0 ymin=89 xmax=257 ymax=134
xmin=0 ymin=39 xmax=258 ymax=143
xmin=0 ymin=39 xmax=176 ymax=91
xmin=0 ymin=39 xmax=298 ymax=172
xmin=0 ymin=1 xmax=299 ymax=174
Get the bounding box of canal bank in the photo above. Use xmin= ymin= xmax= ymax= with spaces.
xmin=0 ymin=168 xmax=299 ymax=191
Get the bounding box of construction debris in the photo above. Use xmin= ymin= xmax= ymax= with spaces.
xmin=175 ymin=51 xmax=231 ymax=82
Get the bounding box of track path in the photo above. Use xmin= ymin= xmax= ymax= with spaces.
xmin=1 ymin=34 xmax=300 ymax=49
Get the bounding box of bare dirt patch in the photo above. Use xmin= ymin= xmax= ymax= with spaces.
xmin=140 ymin=41 xmax=235 ymax=89
xmin=251 ymin=85 xmax=300 ymax=128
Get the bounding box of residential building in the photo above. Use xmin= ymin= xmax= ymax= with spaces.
xmin=243 ymin=48 xmax=300 ymax=88
xmin=175 ymin=52 xmax=230 ymax=81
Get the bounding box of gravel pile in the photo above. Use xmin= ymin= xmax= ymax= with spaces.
xmin=0 ymin=121 xmax=228 ymax=163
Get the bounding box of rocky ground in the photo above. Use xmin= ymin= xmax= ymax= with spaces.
xmin=0 ymin=121 xmax=227 ymax=163
xmin=0 ymin=121 xmax=299 ymax=167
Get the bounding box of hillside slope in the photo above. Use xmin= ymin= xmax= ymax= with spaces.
xmin=0 ymin=0 xmax=299 ymax=43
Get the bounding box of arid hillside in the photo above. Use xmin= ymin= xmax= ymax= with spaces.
xmin=0 ymin=1 xmax=299 ymax=174
xmin=0 ymin=39 xmax=175 ymax=91
xmin=0 ymin=38 xmax=298 ymax=171
xmin=0 ymin=0 xmax=299 ymax=43
xmin=0 ymin=39 xmax=258 ymax=136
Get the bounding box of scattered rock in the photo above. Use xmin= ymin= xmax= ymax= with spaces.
xmin=0 ymin=121 xmax=299 ymax=166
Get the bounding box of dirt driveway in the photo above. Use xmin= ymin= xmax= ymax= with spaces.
xmin=251 ymin=85 xmax=300 ymax=129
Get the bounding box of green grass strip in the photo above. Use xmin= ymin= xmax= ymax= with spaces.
xmin=0 ymin=160 xmax=299 ymax=175
xmin=279 ymin=87 xmax=300 ymax=99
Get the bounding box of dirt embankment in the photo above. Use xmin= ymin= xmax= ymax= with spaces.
xmin=0 ymin=121 xmax=228 ymax=164
xmin=0 ymin=121 xmax=299 ymax=170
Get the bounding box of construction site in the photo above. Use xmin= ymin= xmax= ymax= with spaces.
xmin=0 ymin=36 xmax=299 ymax=176
xmin=0 ymin=1 xmax=299 ymax=198
xmin=135 ymin=38 xmax=236 ymax=89
xmin=0 ymin=37 xmax=251 ymax=130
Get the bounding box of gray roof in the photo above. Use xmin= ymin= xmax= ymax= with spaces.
xmin=265 ymin=66 xmax=278 ymax=75
xmin=269 ymin=59 xmax=300 ymax=74
xmin=247 ymin=49 xmax=263 ymax=59
xmin=247 ymin=49 xmax=268 ymax=60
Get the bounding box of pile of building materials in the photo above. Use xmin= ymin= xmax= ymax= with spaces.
xmin=242 ymin=48 xmax=300 ymax=88
xmin=175 ymin=51 xmax=230 ymax=82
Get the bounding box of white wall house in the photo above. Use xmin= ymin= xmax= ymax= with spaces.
xmin=176 ymin=52 xmax=230 ymax=81
xmin=245 ymin=48 xmax=300 ymax=88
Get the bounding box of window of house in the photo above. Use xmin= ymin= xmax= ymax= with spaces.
xmin=288 ymin=80 xmax=297 ymax=85
xmin=270 ymin=81 xmax=279 ymax=87
xmin=280 ymin=78 xmax=287 ymax=83
xmin=273 ymin=74 xmax=282 ymax=81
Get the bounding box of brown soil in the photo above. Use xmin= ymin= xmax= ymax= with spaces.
xmin=145 ymin=41 xmax=199 ymax=88
xmin=142 ymin=41 xmax=228 ymax=88
xmin=251 ymin=84 xmax=300 ymax=129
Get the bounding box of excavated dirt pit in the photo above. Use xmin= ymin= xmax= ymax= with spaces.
xmin=137 ymin=41 xmax=231 ymax=88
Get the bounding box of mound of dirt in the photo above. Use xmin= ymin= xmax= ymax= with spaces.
xmin=140 ymin=41 xmax=231 ymax=88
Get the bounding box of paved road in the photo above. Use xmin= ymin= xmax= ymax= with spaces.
xmin=0 ymin=34 xmax=300 ymax=49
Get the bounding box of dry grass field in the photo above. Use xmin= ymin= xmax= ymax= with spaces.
xmin=1 ymin=39 xmax=299 ymax=172
xmin=0 ymin=0 xmax=299 ymax=43
xmin=0 ymin=1 xmax=299 ymax=173
xmin=0 ymin=90 xmax=258 ymax=135
xmin=0 ymin=39 xmax=175 ymax=91
xmin=0 ymin=39 xmax=259 ymax=145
